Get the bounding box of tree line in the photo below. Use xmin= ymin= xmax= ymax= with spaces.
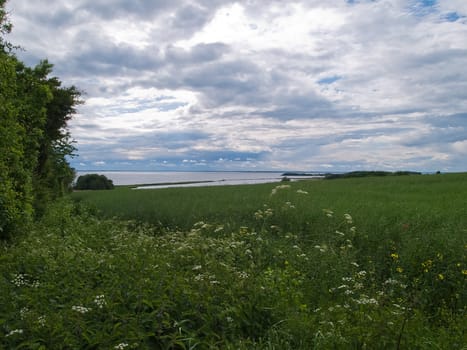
xmin=1 ymin=0 xmax=81 ymax=238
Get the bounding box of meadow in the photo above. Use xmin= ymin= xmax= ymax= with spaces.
xmin=1 ymin=173 xmax=466 ymax=348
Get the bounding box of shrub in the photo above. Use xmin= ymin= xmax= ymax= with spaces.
xmin=74 ymin=174 xmax=114 ymax=190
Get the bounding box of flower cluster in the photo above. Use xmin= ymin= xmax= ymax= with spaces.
xmin=270 ymin=184 xmax=291 ymax=196
xmin=94 ymin=295 xmax=106 ymax=309
xmin=11 ymin=273 xmax=39 ymax=288
xmin=72 ymin=305 xmax=92 ymax=314
xmin=6 ymin=329 xmax=24 ymax=337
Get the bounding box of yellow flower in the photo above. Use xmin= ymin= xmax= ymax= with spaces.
xmin=390 ymin=253 xmax=399 ymax=260
xmin=462 ymin=269 xmax=467 ymax=275
xmin=438 ymin=274 xmax=444 ymax=280
xmin=396 ymin=267 xmax=403 ymax=273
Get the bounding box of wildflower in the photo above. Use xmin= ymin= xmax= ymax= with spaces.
xmin=20 ymin=307 xmax=29 ymax=319
xmin=422 ymin=259 xmax=433 ymax=272
xmin=356 ymin=270 xmax=367 ymax=278
xmin=296 ymin=189 xmax=308 ymax=194
xmin=214 ymin=225 xmax=224 ymax=233
xmin=437 ymin=274 xmax=444 ymax=280
xmin=114 ymin=343 xmax=129 ymax=349
xmin=226 ymin=316 xmax=234 ymax=323
xmin=354 ymin=296 xmax=378 ymax=305
xmin=72 ymin=305 xmax=92 ymax=314
xmin=354 ymin=282 xmax=363 ymax=290
xmin=396 ymin=267 xmax=403 ymax=273
xmin=344 ymin=213 xmax=353 ymax=224
xmin=94 ymin=295 xmax=106 ymax=309
xmin=37 ymin=315 xmax=46 ymax=327
xmin=390 ymin=253 xmax=399 ymax=260
xmin=462 ymin=269 xmax=467 ymax=275
xmin=239 ymin=226 xmax=249 ymax=234
xmin=11 ymin=273 xmax=27 ymax=287
xmin=323 ymin=209 xmax=334 ymax=217
xmin=270 ymin=184 xmax=290 ymax=195
xmin=237 ymin=271 xmax=249 ymax=279
xmin=192 ymin=265 xmax=202 ymax=271
xmin=6 ymin=329 xmax=24 ymax=337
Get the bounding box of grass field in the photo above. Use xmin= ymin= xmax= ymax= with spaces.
xmin=1 ymin=173 xmax=466 ymax=348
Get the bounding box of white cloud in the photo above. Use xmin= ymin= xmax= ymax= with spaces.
xmin=5 ymin=0 xmax=467 ymax=172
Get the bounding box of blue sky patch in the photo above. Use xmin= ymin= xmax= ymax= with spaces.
xmin=443 ymin=12 xmax=462 ymax=22
xmin=318 ymin=76 xmax=341 ymax=85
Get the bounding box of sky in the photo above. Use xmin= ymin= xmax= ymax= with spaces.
xmin=5 ymin=0 xmax=467 ymax=172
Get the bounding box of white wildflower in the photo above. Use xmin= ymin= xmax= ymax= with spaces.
xmin=356 ymin=270 xmax=367 ymax=278
xmin=192 ymin=265 xmax=202 ymax=271
xmin=114 ymin=342 xmax=129 ymax=349
xmin=11 ymin=273 xmax=27 ymax=287
xmin=6 ymin=329 xmax=23 ymax=337
xmin=37 ymin=315 xmax=46 ymax=327
xmin=344 ymin=213 xmax=353 ymax=224
xmin=20 ymin=307 xmax=29 ymax=319
xmin=237 ymin=271 xmax=249 ymax=279
xmin=94 ymin=295 xmax=106 ymax=309
xmin=354 ymin=282 xmax=364 ymax=290
xmin=72 ymin=305 xmax=92 ymax=314
xmin=296 ymin=189 xmax=308 ymax=194
xmin=226 ymin=316 xmax=234 ymax=323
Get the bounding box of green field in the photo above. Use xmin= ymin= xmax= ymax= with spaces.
xmin=2 ymin=173 xmax=466 ymax=348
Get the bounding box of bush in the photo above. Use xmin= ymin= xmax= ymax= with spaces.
xmin=74 ymin=174 xmax=114 ymax=190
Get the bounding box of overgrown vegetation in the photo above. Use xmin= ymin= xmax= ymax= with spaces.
xmin=0 ymin=0 xmax=80 ymax=238
xmin=2 ymin=175 xmax=466 ymax=348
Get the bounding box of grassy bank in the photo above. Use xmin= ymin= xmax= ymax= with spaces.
xmin=1 ymin=173 xmax=466 ymax=348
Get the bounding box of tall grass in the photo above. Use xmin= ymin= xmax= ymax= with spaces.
xmin=1 ymin=173 xmax=465 ymax=348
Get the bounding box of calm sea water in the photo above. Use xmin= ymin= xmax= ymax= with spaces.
xmin=76 ymin=171 xmax=322 ymax=188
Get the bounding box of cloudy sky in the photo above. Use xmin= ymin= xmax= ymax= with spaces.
xmin=5 ymin=0 xmax=467 ymax=172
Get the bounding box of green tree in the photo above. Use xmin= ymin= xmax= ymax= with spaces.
xmin=74 ymin=174 xmax=114 ymax=190
xmin=0 ymin=0 xmax=82 ymax=236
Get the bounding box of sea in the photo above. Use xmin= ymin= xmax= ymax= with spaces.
xmin=75 ymin=171 xmax=324 ymax=189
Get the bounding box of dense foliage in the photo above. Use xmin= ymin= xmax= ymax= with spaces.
xmin=74 ymin=174 xmax=115 ymax=190
xmin=2 ymin=177 xmax=466 ymax=348
xmin=0 ymin=0 xmax=80 ymax=238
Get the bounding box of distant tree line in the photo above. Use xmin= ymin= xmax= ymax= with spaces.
xmin=324 ymin=171 xmax=422 ymax=180
xmin=0 ymin=0 xmax=81 ymax=238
